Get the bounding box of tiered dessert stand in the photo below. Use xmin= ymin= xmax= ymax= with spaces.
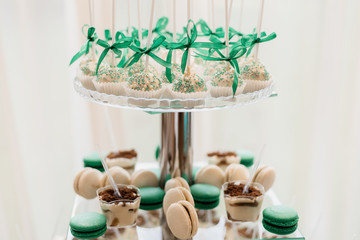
xmin=67 ymin=79 xmax=305 ymax=240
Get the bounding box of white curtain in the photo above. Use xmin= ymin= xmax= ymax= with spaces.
xmin=1 ymin=0 xmax=360 ymax=239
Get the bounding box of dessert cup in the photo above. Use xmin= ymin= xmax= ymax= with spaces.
xmin=106 ymin=150 xmax=137 ymax=175
xmin=223 ymin=180 xmax=264 ymax=222
xmin=207 ymin=151 xmax=240 ymax=171
xmin=97 ymin=184 xmax=141 ymax=227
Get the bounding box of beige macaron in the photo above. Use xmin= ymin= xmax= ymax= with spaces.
xmin=73 ymin=168 xmax=103 ymax=199
xmin=166 ymin=200 xmax=199 ymax=240
xmin=225 ymin=163 xmax=250 ymax=182
xmin=100 ymin=166 xmax=131 ymax=187
xmin=195 ymin=165 xmax=225 ymax=189
xmin=163 ymin=187 xmax=194 ymax=214
xmin=164 ymin=177 xmax=190 ymax=192
xmin=131 ymin=169 xmax=159 ymax=188
xmin=252 ymin=165 xmax=276 ymax=192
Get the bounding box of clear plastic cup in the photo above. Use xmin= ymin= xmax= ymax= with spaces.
xmin=223 ymin=180 xmax=265 ymax=222
xmin=97 ymin=184 xmax=141 ymax=227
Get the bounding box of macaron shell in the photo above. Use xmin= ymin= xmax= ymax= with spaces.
xmin=131 ymin=169 xmax=159 ymax=188
xmin=139 ymin=187 xmax=165 ymax=206
xmin=225 ymin=164 xmax=250 ymax=182
xmin=166 ymin=201 xmax=198 ymax=239
xmin=164 ymin=177 xmax=190 ymax=192
xmin=100 ymin=166 xmax=131 ymax=187
xmin=70 ymin=225 xmax=107 ymax=239
xmin=237 ymin=149 xmax=255 ymax=167
xmin=181 ymin=200 xmax=198 ymax=237
xmin=262 ymin=205 xmax=299 ymax=227
xmin=252 ymin=165 xmax=276 ymax=192
xmin=74 ymin=168 xmax=103 ymax=199
xmin=195 ymin=165 xmax=225 ymax=189
xmin=190 ymin=184 xmax=220 ymax=202
xmin=163 ymin=187 xmax=194 ymax=214
xmin=83 ymin=152 xmax=103 ymax=168
xmin=262 ymin=220 xmax=298 ymax=235
xmin=70 ymin=212 xmax=107 ymax=232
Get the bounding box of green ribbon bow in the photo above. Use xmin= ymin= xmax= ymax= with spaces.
xmin=104 ymin=29 xmax=112 ymax=41
xmin=95 ymin=36 xmax=132 ymax=74
xmin=69 ymin=26 xmax=97 ymax=66
xmin=241 ymin=32 xmax=277 ymax=56
xmin=143 ymin=17 xmax=169 ymax=38
xmin=229 ymin=27 xmax=243 ymax=37
xmin=164 ymin=20 xmax=227 ymax=75
xmin=195 ymin=45 xmax=247 ymax=96
xmin=124 ymin=35 xmax=171 ymax=69
xmin=197 ymin=19 xmax=225 ymax=38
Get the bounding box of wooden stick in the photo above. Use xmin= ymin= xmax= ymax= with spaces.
xmin=111 ymin=0 xmax=116 ymax=66
xmin=173 ymin=0 xmax=177 ymax=64
xmin=225 ymin=0 xmax=230 ymax=58
xmin=186 ymin=0 xmax=191 ymax=74
xmin=254 ymin=0 xmax=264 ymax=62
xmin=137 ymin=0 xmax=143 ymax=47
xmin=145 ymin=0 xmax=156 ymax=70
xmin=128 ymin=0 xmax=131 ymax=37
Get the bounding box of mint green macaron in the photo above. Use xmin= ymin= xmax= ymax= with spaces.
xmin=70 ymin=212 xmax=107 ymax=239
xmin=190 ymin=184 xmax=220 ymax=210
xmin=83 ymin=152 xmax=104 ymax=172
xmin=237 ymin=149 xmax=254 ymax=167
xmin=262 ymin=205 xmax=299 ymax=235
xmin=139 ymin=187 xmax=165 ymax=210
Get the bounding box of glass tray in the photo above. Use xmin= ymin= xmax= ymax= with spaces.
xmin=73 ymin=79 xmax=276 ymax=112
xmin=66 ymin=163 xmax=305 ymax=240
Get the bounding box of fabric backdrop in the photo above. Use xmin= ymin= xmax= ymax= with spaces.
xmin=0 ymin=0 xmax=359 ymax=239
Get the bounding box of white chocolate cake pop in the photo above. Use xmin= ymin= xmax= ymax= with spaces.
xmin=127 ymin=71 xmax=162 ymax=91
xmin=161 ymin=64 xmax=183 ymax=84
xmin=97 ymin=66 xmax=127 ymax=83
xmin=240 ymin=59 xmax=271 ymax=81
xmin=172 ymin=72 xmax=207 ymax=94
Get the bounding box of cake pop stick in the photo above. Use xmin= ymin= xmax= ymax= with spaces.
xmin=127 ymin=0 xmax=131 ymax=37
xmin=172 ymin=0 xmax=177 ymax=63
xmin=254 ymin=0 xmax=265 ymax=62
xmin=89 ymin=0 xmax=95 ymax=59
xmin=186 ymin=0 xmax=191 ymax=74
xmin=137 ymin=0 xmax=143 ymax=47
xmin=111 ymin=0 xmax=116 ymax=66
xmin=238 ymin=0 xmax=244 ymax=32
xmin=144 ymin=0 xmax=156 ymax=70
xmin=211 ymin=0 xmax=215 ymax=30
xmin=228 ymin=0 xmax=234 ymax=20
xmin=225 ymin=0 xmax=230 ymax=58
xmin=243 ymin=144 xmax=266 ymax=193
xmin=97 ymin=146 xmax=122 ymax=198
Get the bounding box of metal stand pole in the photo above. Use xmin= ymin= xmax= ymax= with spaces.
xmin=159 ymin=112 xmax=193 ymax=188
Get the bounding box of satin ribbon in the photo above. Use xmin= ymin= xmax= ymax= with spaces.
xmin=163 ymin=20 xmax=226 ymax=74
xmin=240 ymin=32 xmax=277 ymax=56
xmin=195 ymin=45 xmax=247 ymax=96
xmin=69 ymin=26 xmax=97 ymax=66
xmin=124 ymin=35 xmax=171 ymax=69
xmin=197 ymin=19 xmax=225 ymax=38
xmin=95 ymin=36 xmax=132 ymax=73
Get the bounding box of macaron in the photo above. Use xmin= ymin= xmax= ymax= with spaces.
xmin=73 ymin=168 xmax=103 ymax=199
xmin=166 ymin=200 xmax=199 ymax=239
xmin=195 ymin=165 xmax=225 ymax=189
xmin=252 ymin=165 xmax=276 ymax=192
xmin=70 ymin=212 xmax=107 ymax=239
xmin=139 ymin=187 xmax=165 ymax=210
xmin=163 ymin=187 xmax=194 ymax=214
xmin=190 ymin=184 xmax=220 ymax=210
xmin=83 ymin=152 xmax=104 ymax=172
xmin=262 ymin=205 xmax=299 ymax=235
xmin=131 ymin=169 xmax=159 ymax=188
xmin=164 ymin=177 xmax=190 ymax=192
xmin=225 ymin=163 xmax=250 ymax=182
xmin=100 ymin=166 xmax=131 ymax=187
xmin=237 ymin=149 xmax=254 ymax=167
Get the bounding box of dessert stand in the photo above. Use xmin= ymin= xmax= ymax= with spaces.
xmin=68 ymin=81 xmax=305 ymax=239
